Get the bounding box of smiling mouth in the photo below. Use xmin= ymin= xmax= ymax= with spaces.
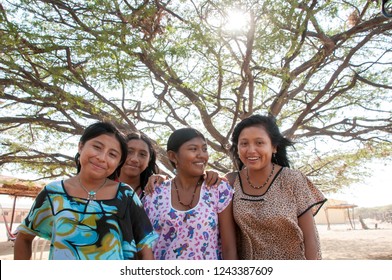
xmin=247 ymin=157 xmax=260 ymax=161
xmin=91 ymin=162 xmax=106 ymax=170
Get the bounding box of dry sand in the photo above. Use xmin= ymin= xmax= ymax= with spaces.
xmin=317 ymin=222 xmax=392 ymax=260
xmin=1 ymin=221 xmax=392 ymax=260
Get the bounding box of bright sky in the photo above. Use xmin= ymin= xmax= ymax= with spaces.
xmin=331 ymin=159 xmax=391 ymax=208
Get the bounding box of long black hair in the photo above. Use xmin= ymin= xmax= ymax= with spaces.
xmin=74 ymin=122 xmax=128 ymax=180
xmin=229 ymin=114 xmax=293 ymax=170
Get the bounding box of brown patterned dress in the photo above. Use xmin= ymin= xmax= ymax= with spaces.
xmin=232 ymin=167 xmax=326 ymax=260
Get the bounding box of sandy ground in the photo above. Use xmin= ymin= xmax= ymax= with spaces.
xmin=1 ymin=221 xmax=392 ymax=260
xmin=317 ymin=222 xmax=392 ymax=260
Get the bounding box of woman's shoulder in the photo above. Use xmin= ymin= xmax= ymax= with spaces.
xmin=156 ymin=179 xmax=171 ymax=190
xmin=204 ymin=180 xmax=233 ymax=197
xmin=279 ymin=167 xmax=314 ymax=187
xmin=44 ymin=180 xmax=65 ymax=193
xmin=117 ymin=181 xmax=138 ymax=196
xmin=148 ymin=180 xmax=171 ymax=199
xmin=143 ymin=179 xmax=171 ymax=199
xmin=224 ymin=172 xmax=238 ymax=187
xmin=280 ymin=167 xmax=305 ymax=178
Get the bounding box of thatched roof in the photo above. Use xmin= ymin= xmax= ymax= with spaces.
xmin=325 ymin=203 xmax=358 ymax=210
xmin=0 ymin=175 xmax=45 ymax=198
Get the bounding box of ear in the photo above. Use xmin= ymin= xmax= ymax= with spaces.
xmin=167 ymin=150 xmax=178 ymax=166
xmin=78 ymin=142 xmax=84 ymax=154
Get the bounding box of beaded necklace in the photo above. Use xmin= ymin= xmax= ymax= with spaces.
xmin=246 ymin=163 xmax=275 ymax=189
xmin=172 ymin=178 xmax=202 ymax=209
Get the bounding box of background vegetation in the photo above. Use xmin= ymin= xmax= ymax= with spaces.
xmin=1 ymin=0 xmax=391 ymax=194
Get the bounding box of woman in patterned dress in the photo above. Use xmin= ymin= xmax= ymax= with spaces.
xmin=118 ymin=132 xmax=222 ymax=199
xmin=14 ymin=122 xmax=157 ymax=260
xmin=143 ymin=128 xmax=238 ymax=260
xmin=226 ymin=114 xmax=327 ymax=260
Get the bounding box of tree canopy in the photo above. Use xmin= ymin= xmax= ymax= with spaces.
xmin=1 ymin=0 xmax=391 ymax=193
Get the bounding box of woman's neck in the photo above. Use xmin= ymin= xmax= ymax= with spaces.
xmin=174 ymin=174 xmax=203 ymax=190
xmin=77 ymin=173 xmax=107 ymax=188
xmin=118 ymin=174 xmax=140 ymax=189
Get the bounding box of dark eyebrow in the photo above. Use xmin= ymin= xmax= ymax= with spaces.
xmin=91 ymin=139 xmax=104 ymax=146
xmin=109 ymin=148 xmax=121 ymax=155
xmin=185 ymin=143 xmax=207 ymax=148
xmin=92 ymin=139 xmax=121 ymax=155
xmin=128 ymin=147 xmax=149 ymax=154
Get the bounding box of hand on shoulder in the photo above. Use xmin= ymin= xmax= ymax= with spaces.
xmin=224 ymin=172 xmax=237 ymax=187
xmin=204 ymin=170 xmax=228 ymax=189
xmin=144 ymin=174 xmax=168 ymax=195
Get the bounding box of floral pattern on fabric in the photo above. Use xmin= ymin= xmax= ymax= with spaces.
xmin=17 ymin=180 xmax=157 ymax=260
xmin=143 ymin=180 xmax=234 ymax=260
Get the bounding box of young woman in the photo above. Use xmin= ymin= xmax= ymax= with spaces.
xmin=119 ymin=132 xmax=223 ymax=198
xmin=143 ymin=128 xmax=238 ymax=260
xmin=14 ymin=122 xmax=157 ymax=260
xmin=226 ymin=114 xmax=327 ymax=260
xmin=117 ymin=132 xmax=162 ymax=198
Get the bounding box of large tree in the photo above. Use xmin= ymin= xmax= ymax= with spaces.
xmin=0 ymin=0 xmax=391 ymax=193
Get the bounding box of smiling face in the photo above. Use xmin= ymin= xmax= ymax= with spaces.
xmin=237 ymin=125 xmax=277 ymax=171
xmin=120 ymin=139 xmax=150 ymax=179
xmin=169 ymin=137 xmax=208 ymax=177
xmin=78 ymin=134 xmax=122 ymax=179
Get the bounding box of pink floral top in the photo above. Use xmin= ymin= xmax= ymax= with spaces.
xmin=142 ymin=180 xmax=234 ymax=260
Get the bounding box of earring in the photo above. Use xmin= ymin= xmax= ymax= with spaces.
xmin=173 ymin=162 xmax=178 ymax=175
xmin=272 ymin=153 xmax=277 ymax=163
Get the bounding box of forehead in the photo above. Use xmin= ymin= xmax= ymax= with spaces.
xmin=127 ymin=139 xmax=149 ymax=151
xmin=181 ymin=137 xmax=206 ymax=147
xmin=88 ymin=134 xmax=121 ymax=150
xmin=238 ymin=125 xmax=270 ymax=140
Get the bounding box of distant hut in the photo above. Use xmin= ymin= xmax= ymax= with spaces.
xmin=314 ymin=199 xmax=358 ymax=230
xmin=0 ymin=175 xmax=44 ymax=240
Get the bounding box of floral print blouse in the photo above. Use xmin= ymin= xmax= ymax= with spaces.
xmin=143 ymin=180 xmax=234 ymax=260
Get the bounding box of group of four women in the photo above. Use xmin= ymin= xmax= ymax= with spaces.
xmin=14 ymin=114 xmax=326 ymax=260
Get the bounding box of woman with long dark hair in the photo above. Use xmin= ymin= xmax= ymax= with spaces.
xmin=14 ymin=122 xmax=157 ymax=260
xmin=227 ymin=114 xmax=326 ymax=260
xmin=117 ymin=132 xmax=161 ymax=198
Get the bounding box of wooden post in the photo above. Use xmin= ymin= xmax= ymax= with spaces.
xmin=10 ymin=195 xmax=17 ymax=232
xmin=325 ymin=208 xmax=331 ymax=230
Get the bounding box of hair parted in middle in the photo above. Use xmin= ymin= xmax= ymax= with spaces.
xmin=74 ymin=121 xmax=128 ymax=180
xmin=229 ymin=114 xmax=294 ymax=170
xmin=166 ymin=127 xmax=206 ymax=168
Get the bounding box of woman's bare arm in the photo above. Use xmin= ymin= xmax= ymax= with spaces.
xmin=14 ymin=231 xmax=36 ymax=260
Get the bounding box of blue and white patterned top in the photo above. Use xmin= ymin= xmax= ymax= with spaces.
xmin=17 ymin=180 xmax=157 ymax=260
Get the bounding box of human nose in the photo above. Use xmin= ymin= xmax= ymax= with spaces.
xmin=95 ymin=150 xmax=107 ymax=162
xmin=198 ymin=149 xmax=208 ymax=159
xmin=247 ymin=143 xmax=256 ymax=153
xmin=127 ymin=151 xmax=138 ymax=162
